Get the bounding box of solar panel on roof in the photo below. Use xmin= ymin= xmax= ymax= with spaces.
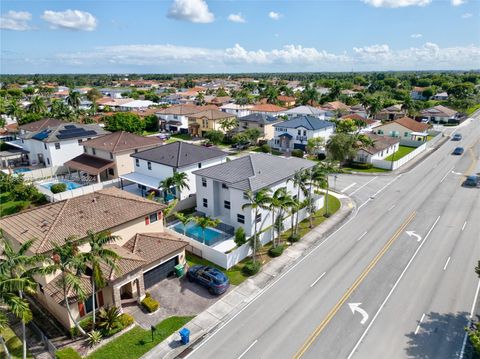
xmin=56 ymin=129 xmax=98 ymax=140
xmin=64 ymin=125 xmax=77 ymax=129
xmin=32 ymin=129 xmax=51 ymax=141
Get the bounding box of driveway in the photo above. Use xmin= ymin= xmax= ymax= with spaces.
xmin=124 ymin=275 xmax=231 ymax=329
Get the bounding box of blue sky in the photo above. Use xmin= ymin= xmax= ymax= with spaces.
xmin=1 ymin=0 xmax=479 ymax=73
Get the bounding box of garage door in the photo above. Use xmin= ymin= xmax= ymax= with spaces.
xmin=294 ymin=143 xmax=306 ymax=151
xmin=143 ymin=257 xmax=177 ymax=289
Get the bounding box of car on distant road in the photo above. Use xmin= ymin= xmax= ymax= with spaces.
xmin=187 ymin=265 xmax=230 ymax=295
xmin=452 ymin=133 xmax=462 ymax=141
xmin=463 ymin=175 xmax=480 ymax=188
xmin=452 ymin=147 xmax=464 ymax=155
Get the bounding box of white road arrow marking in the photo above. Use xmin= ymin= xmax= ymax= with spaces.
xmin=452 ymin=171 xmax=463 ymax=175
xmin=406 ymin=231 xmax=422 ymax=242
xmin=348 ymin=303 xmax=369 ymax=325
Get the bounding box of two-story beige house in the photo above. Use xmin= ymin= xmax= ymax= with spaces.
xmin=188 ymin=109 xmax=237 ymax=137
xmin=0 ymin=188 xmax=187 ymax=330
xmin=236 ymin=113 xmax=281 ymax=141
xmin=65 ymin=131 xmax=161 ymax=182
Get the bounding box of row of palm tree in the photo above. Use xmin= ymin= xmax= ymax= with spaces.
xmin=0 ymin=230 xmax=120 ymax=358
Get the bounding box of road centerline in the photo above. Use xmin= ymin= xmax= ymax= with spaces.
xmin=356 ymin=231 xmax=368 ymax=241
xmin=237 ymin=339 xmax=258 ymax=359
xmin=462 ymin=221 xmax=467 ymax=231
xmin=310 ymin=272 xmax=327 ymax=288
xmin=414 ymin=313 xmax=426 ymax=335
xmin=443 ymin=257 xmax=451 ymax=271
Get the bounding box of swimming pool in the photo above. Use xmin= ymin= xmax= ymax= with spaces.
xmin=13 ymin=168 xmax=32 ymax=174
xmin=171 ymin=221 xmax=229 ymax=246
xmin=41 ymin=180 xmax=82 ymax=191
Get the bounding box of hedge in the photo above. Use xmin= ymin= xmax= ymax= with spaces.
xmin=291 ymin=149 xmax=304 ymax=158
xmin=118 ymin=313 xmax=134 ymax=328
xmin=50 ymin=183 xmax=67 ymax=194
xmin=55 ymin=347 xmax=82 ymax=359
xmin=348 ymin=162 xmax=373 ymax=169
xmin=268 ymin=245 xmax=285 ymax=258
xmin=242 ymin=261 xmax=261 ymax=276
xmin=141 ymin=296 xmax=159 ymax=313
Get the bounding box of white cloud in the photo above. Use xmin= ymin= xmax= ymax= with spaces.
xmin=167 ymin=0 xmax=214 ymax=23
xmin=462 ymin=12 xmax=473 ymax=18
xmin=451 ymin=0 xmax=466 ymax=6
xmin=362 ymin=0 xmax=431 ymax=8
xmin=228 ymin=13 xmax=245 ymax=23
xmin=268 ymin=11 xmax=282 ymax=20
xmin=0 ymin=10 xmax=32 ymax=31
xmin=42 ymin=9 xmax=97 ymax=31
xmin=411 ymin=33 xmax=422 ymax=38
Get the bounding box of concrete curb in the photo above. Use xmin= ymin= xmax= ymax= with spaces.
xmin=141 ymin=193 xmax=355 ymax=359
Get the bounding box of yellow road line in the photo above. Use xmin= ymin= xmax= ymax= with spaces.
xmin=293 ymin=211 xmax=416 ymax=359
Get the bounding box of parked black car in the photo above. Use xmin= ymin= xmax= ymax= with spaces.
xmin=452 ymin=147 xmax=464 ymax=155
xmin=452 ymin=133 xmax=462 ymax=141
xmin=187 ymin=265 xmax=230 ymax=295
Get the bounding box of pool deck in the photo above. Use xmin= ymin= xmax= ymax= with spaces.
xmin=169 ymin=222 xmax=236 ymax=253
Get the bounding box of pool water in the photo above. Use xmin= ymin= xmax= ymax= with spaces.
xmin=172 ymin=221 xmax=228 ymax=246
xmin=13 ymin=168 xmax=32 ymax=174
xmin=41 ymin=180 xmax=82 ymax=191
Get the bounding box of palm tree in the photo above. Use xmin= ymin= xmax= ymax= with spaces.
xmin=84 ymin=231 xmax=120 ymax=329
xmin=50 ymin=236 xmax=88 ymax=336
xmin=28 ymin=96 xmax=47 ymax=114
xmin=6 ymin=99 xmax=24 ymax=120
xmin=193 ymin=216 xmax=220 ymax=244
xmin=175 ymin=212 xmax=193 ymax=236
xmin=0 ymin=236 xmax=51 ymax=359
xmin=195 ymin=92 xmax=205 ymax=105
xmin=366 ymin=97 xmax=383 ymax=119
xmin=288 ymin=170 xmax=308 ymax=234
xmin=219 ymin=118 xmax=239 ymax=138
xmin=172 ymin=172 xmax=190 ymax=199
xmin=66 ymin=91 xmax=82 ymax=110
xmin=241 ymin=189 xmax=271 ymax=263
xmin=159 ymin=176 xmax=176 ymax=201
xmin=312 ymin=162 xmax=336 ymax=218
xmin=269 ymin=188 xmax=286 ymax=248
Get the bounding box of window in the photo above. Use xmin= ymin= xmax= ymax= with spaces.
xmin=243 ymin=192 xmax=249 ymax=200
xmin=198 ymin=163 xmax=202 ymax=169
xmin=92 ymin=148 xmax=96 ymax=155
xmin=237 ymin=214 xmax=245 ymax=224
xmin=256 ymin=213 xmax=262 ymax=223
xmin=202 ymin=178 xmax=207 ymax=187
xmin=222 ymin=183 xmax=228 ymax=189
xmin=203 ymin=198 xmax=208 ymax=208
xmin=298 ymin=130 xmax=301 ymax=135
xmin=46 ymin=158 xmax=50 ymax=165
xmin=224 ymin=200 xmax=231 ymax=210
xmin=147 ymin=161 xmax=152 ymax=170
xmin=378 ymin=130 xmax=384 ymax=135
xmin=44 ymin=143 xmax=47 ymax=150
xmin=78 ymin=139 xmax=82 ymax=144
xmin=110 ymin=152 xmax=113 ymax=159
xmin=84 ymin=147 xmax=87 ymax=153
xmin=404 ymin=132 xmax=409 ymax=137
xmin=303 ymin=130 xmax=307 ymax=136
xmin=108 ymin=168 xmax=114 ymax=176
xmin=135 ymin=159 xmax=140 ymax=167
xmin=149 ymin=212 xmax=158 ymax=223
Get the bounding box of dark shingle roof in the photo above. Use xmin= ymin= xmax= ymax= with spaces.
xmin=273 ymin=116 xmax=334 ymax=131
xmin=131 ymin=141 xmax=227 ymax=168
xmin=193 ymin=153 xmax=315 ymax=191
xmin=81 ymin=131 xmax=161 ymax=153
xmin=238 ymin=113 xmax=280 ymax=125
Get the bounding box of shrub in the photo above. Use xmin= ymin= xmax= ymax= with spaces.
xmin=349 ymin=162 xmax=373 ymax=170
xmin=55 ymin=347 xmax=82 ymax=359
xmin=87 ymin=330 xmax=103 ymax=347
xmin=260 ymin=144 xmax=271 ymax=153
xmin=141 ymin=296 xmax=159 ymax=313
xmin=242 ymin=261 xmax=261 ymax=276
xmin=288 ymin=233 xmax=301 ymax=243
xmin=97 ymin=306 xmax=122 ymax=335
xmin=50 ymin=183 xmax=67 ymax=194
xmin=70 ymin=316 xmax=93 ymax=337
xmin=268 ymin=245 xmax=285 ymax=258
xmin=234 ymin=227 xmax=246 ymax=247
xmin=118 ymin=313 xmax=134 ymax=328
xmin=291 ymin=149 xmax=304 ymax=158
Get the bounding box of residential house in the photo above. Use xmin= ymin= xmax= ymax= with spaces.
xmin=236 ymin=113 xmax=281 ymax=141
xmin=284 ymin=105 xmax=326 ymax=119
xmin=348 ymin=104 xmax=368 ymax=118
xmin=121 ymin=141 xmax=227 ymax=200
xmin=372 ymin=117 xmax=430 ymax=144
xmin=118 ymin=100 xmax=156 ymax=112
xmin=375 ymin=104 xmax=406 ymax=122
xmin=19 ymin=121 xmax=108 ymax=167
xmin=432 ymin=92 xmax=449 ymax=101
xmin=419 ymin=105 xmax=459 ymax=124
xmin=339 ymin=114 xmax=380 ymax=131
xmin=65 ymin=131 xmax=162 ymax=183
xmin=0 ymin=188 xmax=187 ymax=330
xmin=320 ymin=101 xmax=350 ymax=118
xmin=220 ymin=103 xmax=253 ymax=118
xmin=410 ymin=86 xmax=429 ymax=100
xmin=341 ymin=89 xmax=358 ymax=97
xmin=193 ymin=153 xmax=318 ymax=237
xmin=188 ymin=109 xmax=237 ymax=137
xmin=277 ymin=96 xmax=296 ymax=108
xmin=271 ymin=115 xmax=335 ymax=152
xmin=354 ymin=134 xmax=400 ymax=164
xmin=249 ymin=104 xmax=287 ymax=117
xmin=156 ymin=105 xmax=202 ymax=133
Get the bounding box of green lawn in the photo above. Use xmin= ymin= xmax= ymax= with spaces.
xmin=0 ymin=326 xmax=33 ymax=359
xmin=341 ymin=166 xmax=390 ymax=173
xmin=170 ymin=133 xmax=192 ymax=141
xmin=186 ymin=253 xmax=247 ymax=285
xmin=466 ymin=104 xmax=480 ymax=116
xmin=384 ymin=145 xmax=416 ymax=161
xmin=86 ymin=316 xmax=193 ymax=359
xmin=0 ymin=192 xmax=30 ymax=217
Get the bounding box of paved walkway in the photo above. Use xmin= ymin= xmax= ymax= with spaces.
xmin=141 ymin=192 xmax=355 ymax=359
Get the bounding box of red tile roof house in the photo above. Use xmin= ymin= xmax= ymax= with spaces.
xmin=372 ymin=117 xmax=430 ymax=145
xmin=0 ymin=188 xmax=187 ymax=330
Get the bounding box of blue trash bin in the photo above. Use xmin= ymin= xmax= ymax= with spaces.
xmin=179 ymin=328 xmax=190 ymax=344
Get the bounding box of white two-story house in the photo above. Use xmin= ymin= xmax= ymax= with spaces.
xmin=271 ymin=115 xmax=335 ymax=152
xmin=120 ymin=141 xmax=228 ymax=200
xmin=156 ymin=105 xmax=205 ymax=133
xmin=192 ymin=153 xmax=318 ymax=238
xmin=19 ymin=120 xmax=108 ymax=167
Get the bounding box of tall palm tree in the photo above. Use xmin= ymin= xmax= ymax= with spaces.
xmin=312 ymin=162 xmax=336 ymax=217
xmin=175 ymin=213 xmax=193 ymax=236
xmin=159 ymin=176 xmax=176 ymax=201
xmin=0 ymin=235 xmax=51 ymax=359
xmin=6 ymin=99 xmax=24 ymax=120
xmin=269 ymin=188 xmax=286 ymax=248
xmin=66 ymin=91 xmax=81 ymax=110
xmin=219 ymin=118 xmax=239 ymax=138
xmin=50 ymin=236 xmax=88 ymax=336
xmin=172 ymin=172 xmax=190 ymax=199
xmin=241 ymin=189 xmax=271 ymax=263
xmin=193 ymin=216 xmax=220 ymax=244
xmin=288 ymin=170 xmax=308 ymax=234
xmin=84 ymin=231 xmax=120 ymax=329
xmin=28 ymin=96 xmax=47 ymax=114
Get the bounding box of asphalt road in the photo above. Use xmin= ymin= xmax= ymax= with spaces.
xmin=187 ymin=117 xmax=480 ymax=359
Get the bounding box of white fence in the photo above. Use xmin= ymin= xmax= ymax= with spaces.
xmin=372 ymin=143 xmax=427 ymax=170
xmin=176 ymin=196 xmax=324 ymax=269
xmin=21 ymin=166 xmax=69 ymax=182
xmin=37 ymin=178 xmax=121 ymax=202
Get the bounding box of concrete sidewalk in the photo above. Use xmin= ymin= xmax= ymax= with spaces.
xmin=141 ymin=193 xmax=355 ymax=359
